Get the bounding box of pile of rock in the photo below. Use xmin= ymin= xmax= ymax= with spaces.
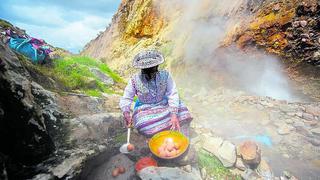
xmin=193 ymin=129 xmax=301 ymax=180
xmin=286 ymin=2 xmax=320 ymax=66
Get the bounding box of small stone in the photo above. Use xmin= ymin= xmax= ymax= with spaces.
xmin=293 ymin=121 xmax=304 ymax=128
xmin=273 ymin=4 xmax=281 ymax=11
xmin=243 ymin=169 xmax=263 ymax=180
xmin=285 ymin=119 xmax=293 ymax=124
xmin=311 ymin=128 xmax=320 ymax=136
xmin=282 ymin=154 xmax=290 ymax=158
xmin=181 ymin=165 xmax=192 ymax=173
xmin=303 ymin=119 xmax=318 ymax=126
xmin=277 ymin=126 xmax=291 ymax=135
xmin=305 ymin=105 xmax=320 ymax=116
xmin=235 ymin=158 xmax=246 ymax=171
xmin=300 ymin=20 xmax=308 ymax=27
xmin=283 ymin=170 xmax=292 ymax=179
xmin=292 ymin=21 xmax=300 ymax=28
xmin=200 ymin=167 xmax=207 ymax=179
xmin=302 ymin=113 xmax=314 ymax=121
xmin=307 ymin=137 xmax=320 ymax=146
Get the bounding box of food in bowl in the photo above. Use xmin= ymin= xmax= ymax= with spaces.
xmin=157 ymin=138 xmax=182 ymax=158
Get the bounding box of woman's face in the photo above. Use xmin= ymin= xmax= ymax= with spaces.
xmin=141 ymin=66 xmax=158 ymax=74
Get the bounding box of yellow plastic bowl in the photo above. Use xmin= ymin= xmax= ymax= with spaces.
xmin=149 ymin=130 xmax=189 ymax=159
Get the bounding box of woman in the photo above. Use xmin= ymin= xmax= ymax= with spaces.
xmin=119 ymin=50 xmax=192 ymax=137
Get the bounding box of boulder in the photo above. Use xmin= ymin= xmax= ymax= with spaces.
xmin=202 ymin=136 xmax=224 ymax=156
xmin=138 ymin=166 xmax=202 ymax=180
xmin=239 ymin=141 xmax=261 ymax=169
xmin=216 ymin=141 xmax=237 ymax=167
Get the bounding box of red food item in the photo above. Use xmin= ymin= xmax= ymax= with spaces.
xmin=135 ymin=157 xmax=158 ymax=172
xmin=118 ymin=166 xmax=125 ymax=174
xmin=112 ymin=168 xmax=119 ymax=177
xmin=127 ymin=144 xmax=135 ymax=151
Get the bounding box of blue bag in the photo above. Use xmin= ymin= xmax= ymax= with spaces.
xmin=9 ymin=37 xmax=46 ymax=63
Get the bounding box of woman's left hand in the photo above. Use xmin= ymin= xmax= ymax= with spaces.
xmin=170 ymin=114 xmax=180 ymax=131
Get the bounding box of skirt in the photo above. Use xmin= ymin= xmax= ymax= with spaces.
xmin=133 ymin=98 xmax=193 ymax=137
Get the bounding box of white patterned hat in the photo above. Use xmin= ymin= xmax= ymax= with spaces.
xmin=132 ymin=50 xmax=164 ymax=69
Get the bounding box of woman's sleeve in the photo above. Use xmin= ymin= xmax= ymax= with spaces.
xmin=165 ymin=72 xmax=179 ymax=114
xmin=119 ymin=78 xmax=136 ymax=113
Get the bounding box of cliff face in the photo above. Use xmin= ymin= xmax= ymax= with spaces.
xmin=82 ymin=0 xmax=319 ymax=76
xmin=81 ymin=0 xmax=166 ymax=75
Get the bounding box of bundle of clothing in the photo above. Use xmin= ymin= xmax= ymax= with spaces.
xmin=4 ymin=29 xmax=52 ymax=64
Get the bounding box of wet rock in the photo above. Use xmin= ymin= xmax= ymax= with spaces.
xmin=243 ymin=169 xmax=263 ymax=180
xmin=138 ymin=166 xmax=201 ymax=180
xmin=239 ymin=141 xmax=261 ymax=169
xmin=217 ymin=141 xmax=237 ymax=167
xmin=90 ymin=68 xmax=114 ymax=86
xmin=256 ymin=159 xmax=273 ymax=179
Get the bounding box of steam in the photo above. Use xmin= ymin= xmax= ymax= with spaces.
xmin=155 ymin=0 xmax=299 ymax=101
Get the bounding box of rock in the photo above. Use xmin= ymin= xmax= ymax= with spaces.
xmin=302 ymin=113 xmax=314 ymax=121
xmin=242 ymin=169 xmax=263 ymax=180
xmin=300 ymin=20 xmax=308 ymax=27
xmin=277 ymin=125 xmax=293 ymax=135
xmin=202 ymin=136 xmax=224 ymax=156
xmin=256 ymin=159 xmax=273 ymax=179
xmin=200 ymin=167 xmax=207 ymax=179
xmin=138 ymin=166 xmax=201 ymax=180
xmin=305 ymin=105 xmax=320 ymax=116
xmin=239 ymin=141 xmax=261 ymax=169
xmin=216 ymin=141 xmax=236 ymax=167
xmin=90 ymin=68 xmax=114 ymax=86
xmin=181 ymin=165 xmax=192 ymax=173
xmin=235 ymin=157 xmax=246 ymax=171
xmin=50 ymin=154 xmax=86 ymax=179
xmin=84 ymin=77 xmax=97 ymax=89
xmin=311 ymin=128 xmax=320 ymax=136
xmin=0 ymin=41 xmax=65 ymax=179
xmin=31 ymin=173 xmax=54 ymax=180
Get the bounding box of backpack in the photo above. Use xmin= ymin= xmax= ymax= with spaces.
xmin=6 ymin=30 xmax=51 ymax=64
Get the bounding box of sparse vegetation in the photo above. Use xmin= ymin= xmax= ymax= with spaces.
xmin=198 ymin=149 xmax=241 ymax=180
xmin=18 ymin=54 xmax=124 ymax=97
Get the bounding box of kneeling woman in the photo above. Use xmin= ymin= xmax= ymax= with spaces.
xmin=119 ymin=50 xmax=192 ymax=137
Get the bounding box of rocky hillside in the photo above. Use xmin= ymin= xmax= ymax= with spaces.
xmin=82 ymin=0 xmax=319 ymax=74
xmin=0 ymin=20 xmax=126 ymax=179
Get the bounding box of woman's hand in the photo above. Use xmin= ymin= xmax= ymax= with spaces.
xmin=123 ymin=111 xmax=132 ymax=128
xmin=170 ymin=114 xmax=180 ymax=131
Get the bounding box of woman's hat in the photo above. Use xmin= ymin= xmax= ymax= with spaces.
xmin=133 ymin=50 xmax=164 ymax=69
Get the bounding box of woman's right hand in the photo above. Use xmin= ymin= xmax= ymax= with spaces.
xmin=123 ymin=111 xmax=133 ymax=128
